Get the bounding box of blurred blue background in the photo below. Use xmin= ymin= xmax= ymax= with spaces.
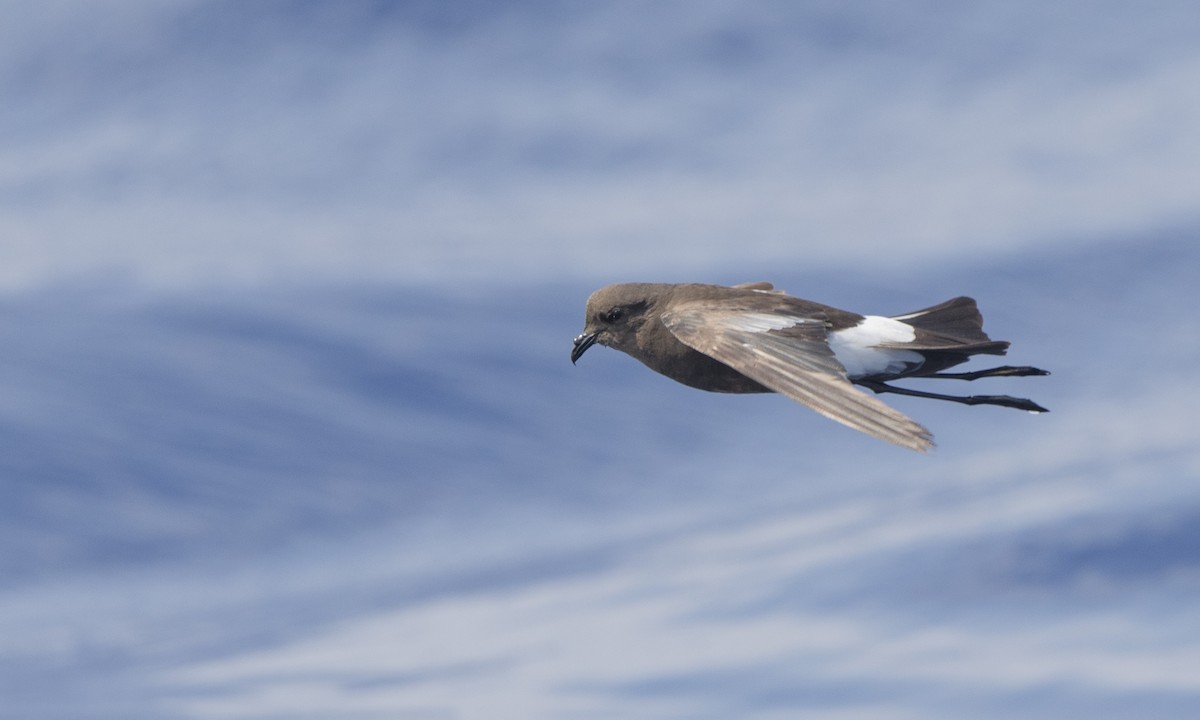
xmin=2 ymin=2 xmax=1199 ymax=718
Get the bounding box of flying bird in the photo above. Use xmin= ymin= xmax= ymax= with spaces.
xmin=571 ymin=282 xmax=1048 ymax=452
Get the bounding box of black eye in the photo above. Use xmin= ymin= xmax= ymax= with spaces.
xmin=602 ymin=308 xmax=624 ymax=323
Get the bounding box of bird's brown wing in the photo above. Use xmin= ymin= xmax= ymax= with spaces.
xmin=661 ymin=302 xmax=934 ymax=452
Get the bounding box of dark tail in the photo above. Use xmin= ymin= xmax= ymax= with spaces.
xmin=874 ymin=297 xmax=1049 ymax=404
xmin=890 ymin=296 xmax=1009 ymax=354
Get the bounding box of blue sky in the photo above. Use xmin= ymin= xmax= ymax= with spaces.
xmin=3 ymin=1 xmax=1199 ymax=290
xmin=2 ymin=2 xmax=1199 ymax=719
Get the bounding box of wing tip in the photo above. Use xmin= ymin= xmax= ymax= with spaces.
xmin=875 ymin=420 xmax=935 ymax=453
xmin=909 ymin=432 xmax=936 ymax=453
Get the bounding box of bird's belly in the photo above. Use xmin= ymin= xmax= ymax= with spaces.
xmin=680 ymin=367 xmax=773 ymax=393
xmin=649 ymin=347 xmax=772 ymax=394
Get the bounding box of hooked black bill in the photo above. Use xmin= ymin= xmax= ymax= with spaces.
xmin=571 ymin=332 xmax=597 ymax=364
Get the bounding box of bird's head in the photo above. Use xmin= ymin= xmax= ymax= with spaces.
xmin=571 ymin=284 xmax=660 ymax=364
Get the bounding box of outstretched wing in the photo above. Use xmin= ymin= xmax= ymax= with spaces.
xmin=661 ymin=302 xmax=934 ymax=452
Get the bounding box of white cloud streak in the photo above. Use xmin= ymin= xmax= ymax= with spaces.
xmin=0 ymin=2 xmax=1198 ymax=290
xmin=3 ymin=5 xmax=1200 ymax=719
xmin=165 ymin=405 xmax=1200 ymax=719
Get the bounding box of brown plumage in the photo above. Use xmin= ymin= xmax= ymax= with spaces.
xmin=571 ymin=282 xmax=1048 ymax=452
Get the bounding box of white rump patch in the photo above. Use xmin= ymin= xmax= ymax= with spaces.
xmin=828 ymin=316 xmax=923 ymax=378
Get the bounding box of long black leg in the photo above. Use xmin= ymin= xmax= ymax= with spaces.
xmin=856 ymin=379 xmax=1049 ymax=413
xmin=924 ymin=365 xmax=1050 ymax=381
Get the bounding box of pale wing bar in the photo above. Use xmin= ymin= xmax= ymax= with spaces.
xmin=662 ymin=306 xmax=934 ymax=452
